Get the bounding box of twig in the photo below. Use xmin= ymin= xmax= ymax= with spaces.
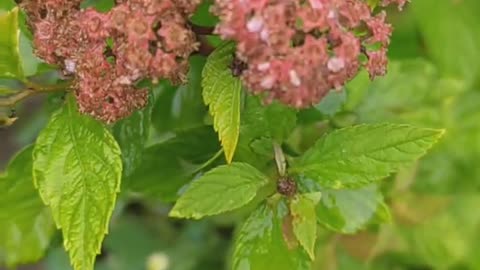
xmin=0 ymin=80 xmax=71 ymax=107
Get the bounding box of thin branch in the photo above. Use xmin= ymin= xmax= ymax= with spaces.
xmin=0 ymin=80 xmax=71 ymax=107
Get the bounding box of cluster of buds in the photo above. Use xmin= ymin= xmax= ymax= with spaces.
xmin=213 ymin=0 xmax=406 ymax=108
xmin=22 ymin=0 xmax=200 ymax=123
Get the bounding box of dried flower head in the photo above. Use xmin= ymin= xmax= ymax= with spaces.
xmin=22 ymin=0 xmax=200 ymax=123
xmin=213 ymin=0 xmax=394 ymax=108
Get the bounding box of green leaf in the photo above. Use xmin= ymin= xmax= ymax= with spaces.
xmin=0 ymin=7 xmax=23 ymax=79
xmin=33 ymin=96 xmax=122 ymax=270
xmin=127 ymin=126 xmax=220 ymax=202
xmin=315 ymin=89 xmax=346 ymax=117
xmin=202 ymin=42 xmax=242 ymax=163
xmin=291 ymin=124 xmax=444 ymax=189
xmin=113 ymin=89 xmax=156 ymax=180
xmin=0 ymin=146 xmax=55 ymax=267
xmin=190 ymin=0 xmax=218 ymax=27
xmin=232 ymin=201 xmax=310 ymax=270
xmin=316 ymin=184 xmax=389 ymax=234
xmin=0 ymin=0 xmax=16 ymax=11
xmin=290 ymin=194 xmax=318 ymax=260
xmin=170 ymin=162 xmax=269 ymax=219
xmin=242 ymin=95 xmax=297 ymax=143
xmin=347 ymin=60 xmax=464 ymax=126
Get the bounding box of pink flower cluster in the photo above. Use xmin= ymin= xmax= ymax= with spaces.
xmin=213 ymin=0 xmax=401 ymax=108
xmin=22 ymin=0 xmax=200 ymax=123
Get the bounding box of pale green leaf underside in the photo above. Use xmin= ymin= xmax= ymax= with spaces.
xmin=202 ymin=42 xmax=242 ymax=163
xmin=290 ymin=195 xmax=318 ymax=260
xmin=292 ymin=124 xmax=444 ymax=188
xmin=0 ymin=146 xmax=55 ymax=267
xmin=0 ymin=7 xmax=23 ymax=79
xmin=170 ymin=162 xmax=269 ymax=219
xmin=33 ymin=97 xmax=122 ymax=270
xmin=316 ymin=185 xmax=389 ymax=234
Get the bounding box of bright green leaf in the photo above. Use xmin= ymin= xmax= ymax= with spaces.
xmin=33 ymin=96 xmax=122 ymax=270
xmin=291 ymin=124 xmax=444 ymax=188
xmin=232 ymin=201 xmax=310 ymax=270
xmin=0 ymin=7 xmax=23 ymax=79
xmin=0 ymin=146 xmax=55 ymax=267
xmin=290 ymin=195 xmax=318 ymax=260
xmin=202 ymin=42 xmax=242 ymax=163
xmin=316 ymin=184 xmax=389 ymax=233
xmin=170 ymin=162 xmax=269 ymax=219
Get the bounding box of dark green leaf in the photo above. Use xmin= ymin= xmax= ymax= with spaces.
xmin=202 ymin=42 xmax=242 ymax=163
xmin=113 ymin=90 xmax=156 ymax=179
xmin=190 ymin=0 xmax=218 ymax=27
xmin=0 ymin=146 xmax=55 ymax=267
xmin=232 ymin=201 xmax=310 ymax=270
xmin=170 ymin=163 xmax=269 ymax=219
xmin=151 ymin=56 xmax=208 ymax=134
xmin=33 ymin=96 xmax=122 ymax=270
xmin=291 ymin=124 xmax=444 ymax=188
xmin=127 ymin=126 xmax=220 ymax=202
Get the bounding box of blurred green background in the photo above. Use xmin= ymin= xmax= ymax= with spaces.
xmin=1 ymin=0 xmax=480 ymax=269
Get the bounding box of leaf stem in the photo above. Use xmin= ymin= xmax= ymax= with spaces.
xmin=273 ymin=142 xmax=286 ymax=176
xmin=194 ymin=149 xmax=225 ymax=174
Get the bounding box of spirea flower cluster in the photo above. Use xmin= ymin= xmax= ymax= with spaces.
xmin=22 ymin=0 xmax=200 ymax=123
xmin=213 ymin=0 xmax=405 ymax=107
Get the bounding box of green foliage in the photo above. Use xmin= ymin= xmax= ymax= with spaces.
xmin=1 ymin=1 xmax=475 ymax=270
xmin=0 ymin=7 xmax=23 ymax=79
xmin=0 ymin=146 xmax=55 ymax=267
xmin=113 ymin=87 xmax=160 ymax=180
xmin=232 ymin=201 xmax=310 ymax=270
xmin=291 ymin=124 xmax=444 ymax=188
xmin=151 ymin=56 xmax=208 ymax=134
xmin=413 ymin=0 xmax=480 ymax=87
xmin=202 ymin=42 xmax=242 ymax=163
xmin=170 ymin=162 xmax=269 ymax=219
xmin=290 ymin=194 xmax=319 ymax=260
xmin=33 ymin=96 xmax=122 ymax=270
xmin=126 ymin=126 xmax=220 ymax=202
xmin=316 ymin=184 xmax=390 ymax=234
